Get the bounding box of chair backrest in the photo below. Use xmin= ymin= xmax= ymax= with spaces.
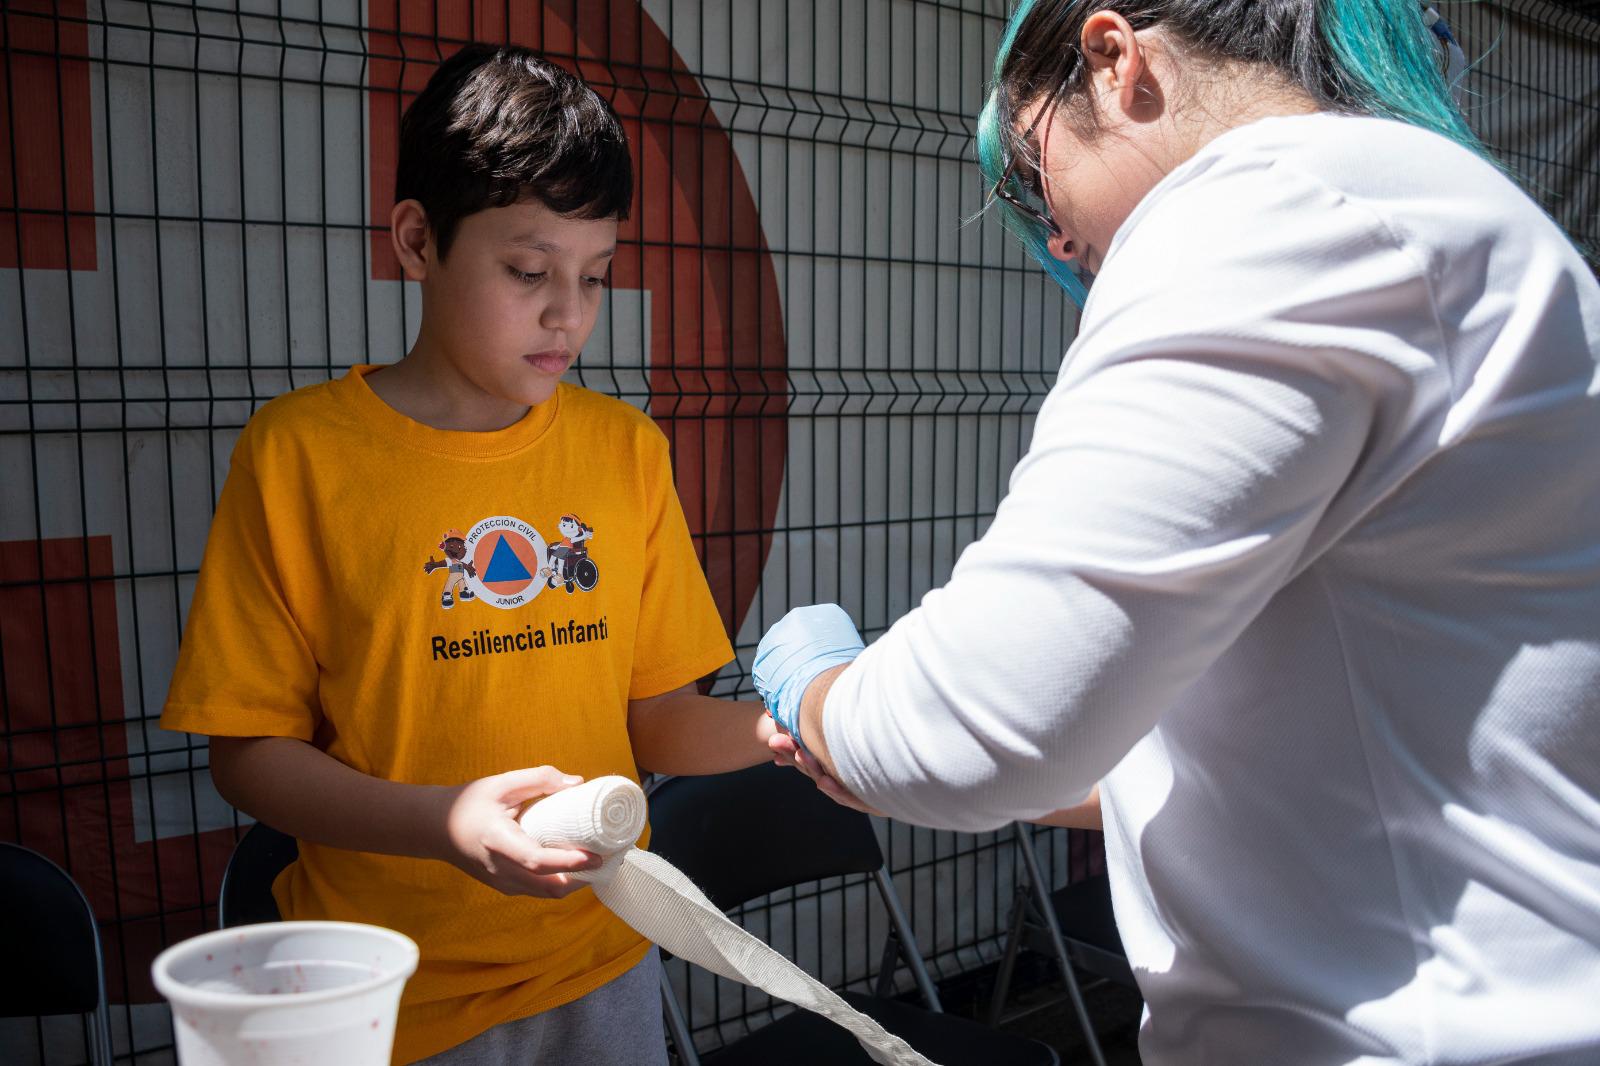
xmin=219 ymin=822 xmax=298 ymax=928
xmin=0 ymin=843 xmax=104 ymax=1018
xmin=646 ymin=762 xmax=884 ymax=911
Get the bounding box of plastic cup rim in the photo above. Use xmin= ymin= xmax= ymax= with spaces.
xmin=151 ymin=920 xmax=419 ymax=1011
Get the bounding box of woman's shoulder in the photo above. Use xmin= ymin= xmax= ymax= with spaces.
xmin=1134 ymin=114 xmax=1550 ymax=275
xmin=1181 ymin=112 xmax=1492 ymax=192
xmin=1075 ymin=118 xmax=1465 ymax=387
xmin=1095 ymin=121 xmax=1439 ymax=318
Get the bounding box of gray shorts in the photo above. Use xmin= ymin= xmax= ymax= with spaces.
xmin=415 ymin=949 xmax=667 ymax=1066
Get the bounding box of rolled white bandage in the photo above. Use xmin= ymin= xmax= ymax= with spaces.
xmin=520 ymin=773 xmax=646 ymax=884
xmin=520 ymin=776 xmax=937 ymax=1066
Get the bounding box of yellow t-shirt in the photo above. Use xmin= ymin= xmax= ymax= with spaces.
xmin=162 ymin=366 xmax=734 ymax=1063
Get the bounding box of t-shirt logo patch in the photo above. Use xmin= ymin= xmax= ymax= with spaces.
xmin=420 ymin=514 xmax=600 ymax=610
xmin=420 ymin=516 xmax=547 ymax=610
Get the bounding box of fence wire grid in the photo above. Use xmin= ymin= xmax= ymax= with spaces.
xmin=2 ymin=0 xmax=1596 ymax=1062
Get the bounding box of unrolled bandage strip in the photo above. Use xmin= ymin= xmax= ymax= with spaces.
xmin=520 ymin=776 xmax=937 ymax=1066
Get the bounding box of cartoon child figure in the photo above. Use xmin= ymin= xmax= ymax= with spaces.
xmin=422 ymin=529 xmax=477 ymax=610
xmin=542 ymin=514 xmax=596 ymax=592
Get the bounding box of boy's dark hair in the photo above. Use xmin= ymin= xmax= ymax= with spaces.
xmin=396 ymin=44 xmax=632 ymax=258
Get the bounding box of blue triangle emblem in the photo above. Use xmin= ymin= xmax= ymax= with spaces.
xmin=482 ymin=535 xmax=532 ymax=583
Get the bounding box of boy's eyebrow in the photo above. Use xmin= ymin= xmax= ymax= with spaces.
xmin=504 ymin=235 xmax=562 ymax=252
xmin=503 ymin=235 xmax=616 ymax=260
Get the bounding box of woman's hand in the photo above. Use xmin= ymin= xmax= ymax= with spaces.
xmin=769 ymin=728 xmax=883 ymax=817
xmin=752 ymin=604 xmax=865 ymax=746
xmin=435 ymin=766 xmax=602 ymax=898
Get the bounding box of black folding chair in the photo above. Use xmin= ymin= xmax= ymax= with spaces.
xmin=646 ymin=763 xmax=1059 ymax=1066
xmin=987 ymin=823 xmax=1138 ymax=1066
xmin=218 ymin=821 xmax=298 ymax=928
xmin=0 ymin=842 xmax=115 ymax=1066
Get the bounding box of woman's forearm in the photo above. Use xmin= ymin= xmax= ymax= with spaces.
xmin=798 ymin=663 xmax=848 ymax=779
xmin=209 ymin=735 xmax=452 ymax=859
xmin=795 ymin=672 xmax=1100 ymax=827
xmin=804 ymin=664 xmax=1105 ymax=831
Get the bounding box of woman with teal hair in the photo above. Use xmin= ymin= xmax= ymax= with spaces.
xmin=757 ymin=1 xmax=1600 ymax=1062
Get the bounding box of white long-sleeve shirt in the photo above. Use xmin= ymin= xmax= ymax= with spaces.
xmin=824 ymin=113 xmax=1600 ymax=1065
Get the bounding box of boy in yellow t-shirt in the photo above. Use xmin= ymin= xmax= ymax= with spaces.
xmin=161 ymin=45 xmax=777 ymax=1065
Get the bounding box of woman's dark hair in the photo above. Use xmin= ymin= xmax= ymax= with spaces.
xmin=978 ymin=0 xmax=1481 ymax=303
xmin=396 ymin=45 xmax=632 ymax=257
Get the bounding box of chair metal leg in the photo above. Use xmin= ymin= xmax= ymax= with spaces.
xmin=660 ymin=969 xmax=701 ymax=1066
xmin=91 ymin=906 xmax=114 ymax=1066
xmin=1014 ymin=824 xmax=1109 ymax=1066
xmin=987 ymin=881 xmax=1033 ymax=1027
xmin=872 ymin=867 xmax=943 ymax=1011
xmin=90 ymin=1004 xmax=114 ymax=1066
xmin=874 ymin=929 xmax=901 ymax=998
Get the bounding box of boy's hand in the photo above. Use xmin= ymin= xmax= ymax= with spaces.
xmin=436 ymin=766 xmax=602 ymax=899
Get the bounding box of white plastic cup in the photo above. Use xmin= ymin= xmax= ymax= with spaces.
xmin=151 ymin=921 xmax=419 ymax=1066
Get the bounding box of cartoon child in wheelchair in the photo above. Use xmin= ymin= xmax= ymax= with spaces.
xmin=541 ymin=514 xmax=598 ymax=594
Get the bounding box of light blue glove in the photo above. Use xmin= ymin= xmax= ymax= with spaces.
xmin=752 ymin=604 xmax=866 ymax=749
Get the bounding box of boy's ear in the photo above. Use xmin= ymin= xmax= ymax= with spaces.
xmin=390 ymin=199 xmax=433 ymax=282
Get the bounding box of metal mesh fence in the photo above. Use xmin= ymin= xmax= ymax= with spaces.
xmin=1 ymin=1 xmax=1595 ymax=1062
xmin=1443 ymin=0 xmax=1600 ymax=269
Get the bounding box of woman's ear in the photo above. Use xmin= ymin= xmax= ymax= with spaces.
xmin=1080 ymin=10 xmax=1149 ymax=117
xmin=390 ymin=199 xmax=434 ymax=282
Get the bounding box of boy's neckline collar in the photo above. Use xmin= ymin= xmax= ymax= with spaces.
xmin=336 ymin=364 xmax=562 ymax=459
